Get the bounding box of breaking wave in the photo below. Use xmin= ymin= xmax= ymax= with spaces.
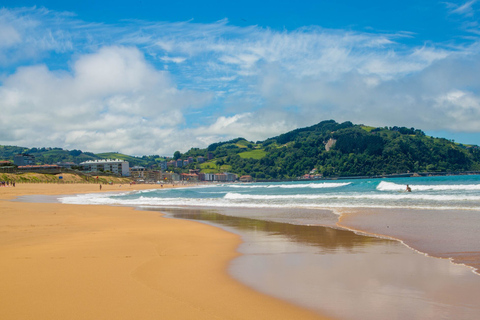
xmin=377 ymin=181 xmax=480 ymax=192
xmin=227 ymin=182 xmax=351 ymax=189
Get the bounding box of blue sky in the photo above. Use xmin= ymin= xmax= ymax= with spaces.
xmin=1 ymin=1 xmax=480 ymax=155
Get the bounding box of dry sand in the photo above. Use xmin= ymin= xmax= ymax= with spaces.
xmin=0 ymin=184 xmax=329 ymax=320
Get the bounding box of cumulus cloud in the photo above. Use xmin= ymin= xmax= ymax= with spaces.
xmin=0 ymin=46 xmax=213 ymax=155
xmin=251 ymin=51 xmax=480 ymax=134
xmin=1 ymin=7 xmax=480 ymax=154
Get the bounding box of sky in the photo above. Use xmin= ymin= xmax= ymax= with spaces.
xmin=1 ymin=1 xmax=480 ymax=155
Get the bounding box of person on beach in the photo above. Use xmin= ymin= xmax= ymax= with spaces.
xmin=99 ymin=184 xmax=102 ymax=190
xmin=406 ymin=185 xmax=411 ymax=192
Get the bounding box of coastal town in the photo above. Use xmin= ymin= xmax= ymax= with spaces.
xmin=0 ymin=153 xmax=251 ymax=183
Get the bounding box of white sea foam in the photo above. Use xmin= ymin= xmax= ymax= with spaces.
xmin=227 ymin=182 xmax=351 ymax=189
xmin=223 ymin=192 xmax=480 ymax=202
xmin=377 ymin=181 xmax=480 ymax=192
xmin=60 ymin=191 xmax=480 ymax=211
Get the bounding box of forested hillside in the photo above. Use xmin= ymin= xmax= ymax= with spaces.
xmin=181 ymin=120 xmax=480 ymax=179
xmin=0 ymin=146 xmax=165 ymax=168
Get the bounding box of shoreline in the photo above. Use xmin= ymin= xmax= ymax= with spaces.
xmin=336 ymin=207 xmax=480 ymax=276
xmin=338 ymin=220 xmax=480 ymax=277
xmin=157 ymin=206 xmax=480 ymax=320
xmin=0 ymin=184 xmax=330 ymax=320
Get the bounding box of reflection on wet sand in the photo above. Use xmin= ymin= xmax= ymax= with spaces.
xmin=157 ymin=207 xmax=480 ymax=320
xmin=337 ymin=208 xmax=480 ymax=274
xmin=162 ymin=207 xmax=389 ymax=253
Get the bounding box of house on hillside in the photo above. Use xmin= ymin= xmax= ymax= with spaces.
xmin=159 ymin=161 xmax=167 ymax=171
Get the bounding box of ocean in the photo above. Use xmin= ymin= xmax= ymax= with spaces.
xmin=61 ymin=174 xmax=480 ymax=212
xmin=60 ymin=174 xmax=480 ymax=320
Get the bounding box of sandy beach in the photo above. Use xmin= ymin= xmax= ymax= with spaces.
xmin=0 ymin=184 xmax=328 ymax=320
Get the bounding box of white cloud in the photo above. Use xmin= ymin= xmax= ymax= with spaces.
xmin=0 ymin=7 xmax=76 ymax=65
xmin=0 ymin=46 xmax=213 ymax=155
xmin=1 ymin=7 xmax=480 ymax=154
xmin=160 ymin=56 xmax=187 ymax=63
xmin=249 ymin=52 xmax=480 ymax=136
xmin=0 ymin=22 xmax=21 ymax=48
xmin=446 ymin=0 xmax=478 ymax=16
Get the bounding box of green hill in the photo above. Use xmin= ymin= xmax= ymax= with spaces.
xmin=0 ymin=147 xmax=166 ymax=168
xmin=0 ymin=146 xmax=98 ymax=165
xmin=181 ymin=120 xmax=480 ymax=179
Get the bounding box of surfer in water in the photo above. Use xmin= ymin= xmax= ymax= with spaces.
xmin=406 ymin=184 xmax=411 ymax=192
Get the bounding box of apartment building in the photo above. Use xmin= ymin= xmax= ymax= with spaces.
xmin=80 ymin=159 xmax=130 ymax=176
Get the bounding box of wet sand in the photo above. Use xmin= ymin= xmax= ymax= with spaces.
xmin=162 ymin=207 xmax=480 ymax=320
xmin=0 ymin=184 xmax=328 ymax=320
xmin=337 ymin=208 xmax=480 ymax=274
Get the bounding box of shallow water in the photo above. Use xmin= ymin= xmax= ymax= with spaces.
xmin=158 ymin=207 xmax=480 ymax=320
xmin=337 ymin=207 xmax=480 ymax=274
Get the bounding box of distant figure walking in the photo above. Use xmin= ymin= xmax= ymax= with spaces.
xmin=99 ymin=184 xmax=102 ymax=190
xmin=406 ymin=185 xmax=411 ymax=192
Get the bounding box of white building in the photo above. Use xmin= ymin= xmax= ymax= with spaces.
xmin=204 ymin=173 xmax=215 ymax=181
xmin=224 ymin=172 xmax=238 ymax=182
xmin=80 ymin=159 xmax=130 ymax=176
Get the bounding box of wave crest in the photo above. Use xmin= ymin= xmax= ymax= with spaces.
xmin=228 ymin=182 xmax=351 ymax=189
xmin=377 ymin=181 xmax=480 ymax=192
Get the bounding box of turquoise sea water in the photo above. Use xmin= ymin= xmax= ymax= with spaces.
xmin=62 ymin=174 xmax=480 ymax=212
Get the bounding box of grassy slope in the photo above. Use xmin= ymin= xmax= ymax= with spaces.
xmin=238 ymin=149 xmax=267 ymax=159
xmin=199 ymin=161 xmax=232 ymax=173
xmin=95 ymin=153 xmax=135 ymax=161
